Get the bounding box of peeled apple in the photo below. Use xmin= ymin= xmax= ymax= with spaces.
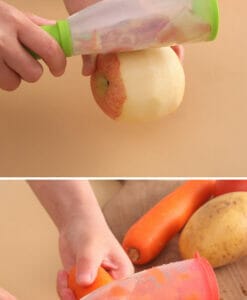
xmin=90 ymin=47 xmax=185 ymax=122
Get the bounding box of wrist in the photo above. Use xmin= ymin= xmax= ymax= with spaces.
xmin=58 ymin=203 xmax=107 ymax=234
xmin=29 ymin=180 xmax=104 ymax=232
xmin=56 ymin=203 xmax=87 ymax=232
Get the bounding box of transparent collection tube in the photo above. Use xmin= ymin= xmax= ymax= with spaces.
xmin=81 ymin=255 xmax=219 ymax=300
xmin=68 ymin=0 xmax=219 ymax=55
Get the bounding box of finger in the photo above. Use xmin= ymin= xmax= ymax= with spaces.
xmin=65 ymin=0 xmax=101 ymax=14
xmin=57 ymin=270 xmax=76 ymax=300
xmin=0 ymin=287 xmax=17 ymax=300
xmin=24 ymin=12 xmax=56 ymax=26
xmin=82 ymin=55 xmax=97 ymax=76
xmin=18 ymin=19 xmax=66 ymax=77
xmin=57 ymin=270 xmax=68 ymax=291
xmin=108 ymin=247 xmax=134 ymax=279
xmin=78 ymin=0 xmax=102 ymax=9
xmin=171 ymin=45 xmax=185 ymax=63
xmin=59 ymin=290 xmax=76 ymax=300
xmin=4 ymin=40 xmax=43 ymax=83
xmin=76 ymin=246 xmax=103 ymax=286
xmin=0 ymin=60 xmax=21 ymax=91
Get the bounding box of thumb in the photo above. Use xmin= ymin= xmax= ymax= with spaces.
xmin=24 ymin=12 xmax=56 ymax=26
xmin=76 ymin=246 xmax=103 ymax=286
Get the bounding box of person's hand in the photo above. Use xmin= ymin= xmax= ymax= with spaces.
xmin=171 ymin=45 xmax=184 ymax=63
xmin=0 ymin=287 xmax=17 ymax=300
xmin=56 ymin=216 xmax=134 ymax=300
xmin=0 ymin=0 xmax=66 ymax=91
xmin=28 ymin=180 xmax=132 ymax=300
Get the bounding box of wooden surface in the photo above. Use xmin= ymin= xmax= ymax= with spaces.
xmin=103 ymin=181 xmax=247 ymax=300
xmin=0 ymin=0 xmax=247 ymax=177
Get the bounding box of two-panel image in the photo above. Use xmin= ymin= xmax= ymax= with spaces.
xmin=0 ymin=0 xmax=246 ymax=299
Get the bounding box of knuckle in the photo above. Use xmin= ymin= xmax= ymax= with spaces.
xmin=14 ymin=12 xmax=28 ymax=26
xmin=8 ymin=9 xmax=24 ymax=25
xmin=3 ymin=5 xmax=25 ymax=26
xmin=24 ymin=11 xmax=33 ymax=19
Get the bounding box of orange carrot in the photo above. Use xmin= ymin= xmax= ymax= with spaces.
xmin=68 ymin=266 xmax=113 ymax=299
xmin=122 ymin=180 xmax=216 ymax=265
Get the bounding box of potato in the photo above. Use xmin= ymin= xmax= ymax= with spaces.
xmin=179 ymin=192 xmax=247 ymax=268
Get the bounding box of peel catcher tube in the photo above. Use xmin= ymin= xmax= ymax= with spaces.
xmin=81 ymin=254 xmax=219 ymax=300
xmin=38 ymin=0 xmax=219 ymax=57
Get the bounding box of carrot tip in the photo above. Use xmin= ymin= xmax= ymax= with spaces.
xmin=128 ymin=248 xmax=140 ymax=263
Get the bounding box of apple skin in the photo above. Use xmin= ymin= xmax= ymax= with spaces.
xmin=90 ymin=47 xmax=185 ymax=122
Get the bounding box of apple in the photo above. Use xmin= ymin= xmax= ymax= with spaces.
xmin=90 ymin=47 xmax=185 ymax=122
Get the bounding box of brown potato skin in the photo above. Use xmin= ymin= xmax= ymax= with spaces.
xmin=179 ymin=192 xmax=247 ymax=268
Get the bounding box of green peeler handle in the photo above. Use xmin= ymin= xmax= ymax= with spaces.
xmin=29 ymin=20 xmax=73 ymax=59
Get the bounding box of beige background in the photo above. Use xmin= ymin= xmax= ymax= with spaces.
xmin=0 ymin=180 xmax=246 ymax=300
xmin=0 ymin=0 xmax=246 ymax=177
